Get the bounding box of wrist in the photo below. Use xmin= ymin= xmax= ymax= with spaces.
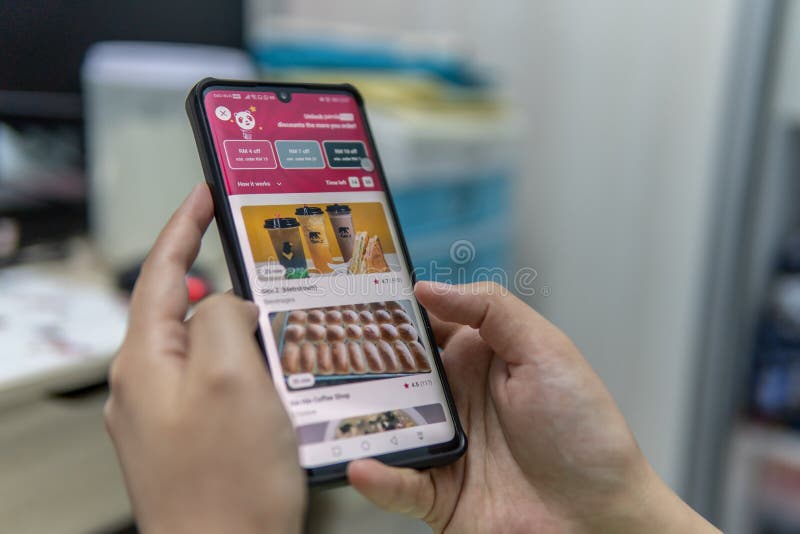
xmin=580 ymin=456 xmax=720 ymax=533
xmin=144 ymin=507 xmax=304 ymax=534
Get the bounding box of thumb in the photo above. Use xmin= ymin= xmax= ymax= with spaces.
xmin=415 ymin=281 xmax=566 ymax=365
xmin=348 ymin=459 xmax=435 ymax=520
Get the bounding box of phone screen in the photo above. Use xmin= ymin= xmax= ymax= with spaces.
xmin=201 ymin=87 xmax=457 ymax=469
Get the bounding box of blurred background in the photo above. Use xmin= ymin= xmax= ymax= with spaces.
xmin=2 ymin=0 xmax=800 ymax=532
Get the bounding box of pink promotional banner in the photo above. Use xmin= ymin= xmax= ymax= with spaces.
xmin=204 ymin=90 xmax=383 ymax=196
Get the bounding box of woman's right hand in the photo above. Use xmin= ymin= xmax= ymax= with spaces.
xmin=349 ymin=281 xmax=718 ymax=533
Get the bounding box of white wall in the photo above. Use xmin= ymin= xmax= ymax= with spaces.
xmin=488 ymin=1 xmax=737 ymax=493
xmin=253 ymin=0 xmax=738 ymax=493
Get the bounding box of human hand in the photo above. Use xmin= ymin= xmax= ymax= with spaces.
xmin=348 ymin=281 xmax=718 ymax=533
xmin=105 ymin=185 xmax=306 ymax=534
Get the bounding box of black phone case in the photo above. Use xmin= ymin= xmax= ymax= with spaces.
xmin=186 ymin=78 xmax=466 ymax=486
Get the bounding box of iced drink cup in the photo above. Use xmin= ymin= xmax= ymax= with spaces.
xmin=326 ymin=204 xmax=355 ymax=262
xmin=264 ymin=217 xmax=308 ymax=279
xmin=295 ymin=206 xmax=334 ymax=274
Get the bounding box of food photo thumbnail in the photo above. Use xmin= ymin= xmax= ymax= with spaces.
xmin=295 ymin=403 xmax=448 ymax=445
xmin=270 ymin=299 xmax=432 ymax=390
xmin=241 ymin=202 xmax=400 ymax=279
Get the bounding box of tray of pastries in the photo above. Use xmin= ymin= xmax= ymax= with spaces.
xmin=270 ymin=300 xmax=431 ymax=388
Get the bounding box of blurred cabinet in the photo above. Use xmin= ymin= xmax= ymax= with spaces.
xmin=367 ymin=107 xmax=516 ymax=282
xmin=82 ymin=42 xmax=253 ymax=272
xmin=0 ymin=389 xmax=130 ymax=534
xmin=724 ymin=424 xmax=800 ymax=533
xmin=716 ymin=1 xmax=800 ymax=530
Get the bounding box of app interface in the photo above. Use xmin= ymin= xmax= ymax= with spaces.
xmin=203 ymin=88 xmax=455 ymax=468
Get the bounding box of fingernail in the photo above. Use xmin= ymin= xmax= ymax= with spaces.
xmin=190 ymin=183 xmax=206 ymax=198
xmin=427 ymin=281 xmax=452 ymax=290
xmin=248 ymin=301 xmax=261 ymax=319
xmin=242 ymin=299 xmax=259 ymax=313
xmin=417 ymin=281 xmax=452 ymax=295
xmin=182 ymin=183 xmax=204 ymax=204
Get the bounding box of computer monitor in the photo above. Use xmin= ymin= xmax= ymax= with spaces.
xmin=0 ymin=0 xmax=243 ymax=257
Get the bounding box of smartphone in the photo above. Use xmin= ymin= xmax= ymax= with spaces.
xmin=186 ymin=79 xmax=466 ymax=485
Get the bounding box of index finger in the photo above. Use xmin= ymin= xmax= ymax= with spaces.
xmin=128 ymin=184 xmax=214 ymax=331
xmin=414 ymin=281 xmax=570 ymax=365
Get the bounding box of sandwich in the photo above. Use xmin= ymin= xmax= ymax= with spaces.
xmin=349 ymin=232 xmax=391 ymax=274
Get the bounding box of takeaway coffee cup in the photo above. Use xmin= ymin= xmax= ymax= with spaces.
xmin=264 ymin=217 xmax=308 ymax=278
xmin=295 ymin=206 xmax=334 ymax=274
xmin=325 ymin=204 xmax=355 ymax=262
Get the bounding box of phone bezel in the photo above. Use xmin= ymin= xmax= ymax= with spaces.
xmin=186 ymin=78 xmax=466 ymax=486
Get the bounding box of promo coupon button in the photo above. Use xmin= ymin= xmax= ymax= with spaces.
xmin=223 ymin=139 xmax=277 ymax=170
xmin=275 ymin=140 xmax=325 ymax=169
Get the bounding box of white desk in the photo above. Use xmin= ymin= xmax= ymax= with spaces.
xmin=0 ymin=259 xmax=126 ymax=404
xmin=0 ymin=257 xmax=429 ymax=534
